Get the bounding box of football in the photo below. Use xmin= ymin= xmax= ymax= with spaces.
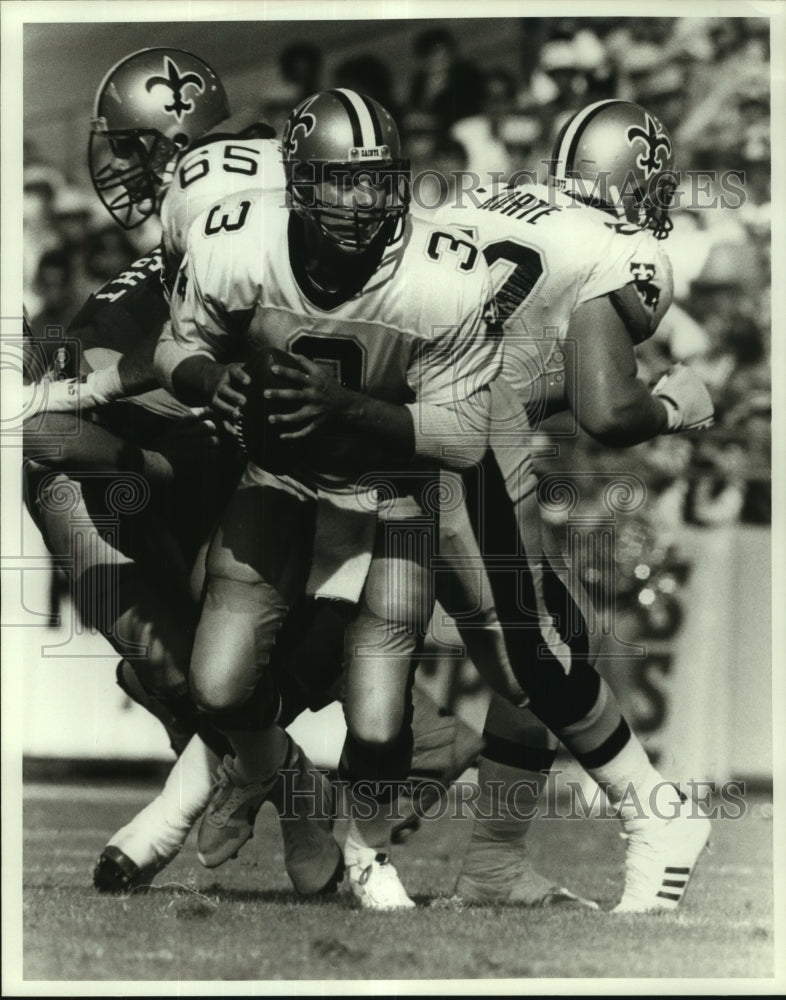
xmin=237 ymin=346 xmax=312 ymax=474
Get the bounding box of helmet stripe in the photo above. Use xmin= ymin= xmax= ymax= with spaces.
xmin=358 ymin=94 xmax=384 ymax=145
xmin=553 ymin=99 xmax=625 ymax=178
xmin=331 ymin=88 xmax=379 ymax=148
xmin=328 ymin=89 xmax=363 ymax=147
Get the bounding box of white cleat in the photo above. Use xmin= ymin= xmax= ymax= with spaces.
xmin=347 ymin=849 xmax=416 ymax=911
xmin=613 ymin=798 xmax=711 ymax=913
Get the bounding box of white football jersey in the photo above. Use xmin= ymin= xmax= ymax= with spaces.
xmin=160 ymin=192 xmax=500 ymax=489
xmin=431 ymin=181 xmax=673 ymax=403
xmin=160 ymin=135 xmax=285 ymax=266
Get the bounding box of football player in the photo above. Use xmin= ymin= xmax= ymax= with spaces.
xmin=155 ymin=88 xmax=502 ymax=909
xmin=23 ymin=48 xmax=344 ymax=897
xmin=428 ymin=99 xmax=714 ymax=911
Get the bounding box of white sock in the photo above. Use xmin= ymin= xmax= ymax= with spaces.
xmin=585 ymin=735 xmax=677 ymax=827
xmin=164 ymin=736 xmax=221 ymax=827
xmin=344 ymin=815 xmax=390 ymax=866
xmin=109 ymin=736 xmax=219 ymax=865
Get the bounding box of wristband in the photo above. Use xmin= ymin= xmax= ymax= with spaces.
xmin=48 ymin=365 xmax=123 ymax=412
xmin=654 ymin=392 xmax=681 ymax=432
xmin=23 ymin=365 xmax=124 ymax=416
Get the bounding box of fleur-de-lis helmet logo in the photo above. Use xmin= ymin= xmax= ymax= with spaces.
xmin=626 ymin=113 xmax=672 ymax=179
xmin=282 ymin=95 xmax=318 ymax=157
xmin=145 ymin=56 xmax=205 ymax=123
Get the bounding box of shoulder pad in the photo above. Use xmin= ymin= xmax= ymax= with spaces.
xmin=608 ymin=254 xmax=673 ymax=344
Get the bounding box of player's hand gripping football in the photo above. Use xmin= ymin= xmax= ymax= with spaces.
xmin=264 ymin=353 xmax=351 ymax=439
xmin=208 ymin=362 xmax=251 ymax=438
xmin=651 ymin=363 xmax=715 ymax=433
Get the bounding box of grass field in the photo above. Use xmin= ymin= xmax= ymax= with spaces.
xmin=19 ymin=778 xmax=775 ymax=986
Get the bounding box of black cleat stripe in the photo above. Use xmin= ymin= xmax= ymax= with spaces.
xmin=656 ymin=890 xmax=682 ymax=901
xmin=662 ymin=879 xmax=686 ymax=888
xmin=665 ymin=867 xmax=690 ymax=874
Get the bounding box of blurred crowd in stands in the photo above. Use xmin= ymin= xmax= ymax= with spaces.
xmin=22 ymin=16 xmax=771 ymax=529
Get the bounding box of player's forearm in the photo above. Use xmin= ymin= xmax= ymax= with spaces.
xmin=154 ymin=316 xmax=226 ymax=399
xmin=330 ymin=390 xmax=488 ymax=471
xmin=331 ymin=391 xmax=416 ymax=467
xmin=114 ymin=328 xmax=166 ymax=397
xmin=168 ymin=355 xmax=226 ymax=406
xmin=580 ymin=382 xmax=669 ymax=447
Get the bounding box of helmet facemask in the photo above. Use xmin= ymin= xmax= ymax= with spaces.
xmin=556 ymin=168 xmax=677 ymax=241
xmin=89 ymin=124 xmax=184 ymax=229
xmin=288 ymin=159 xmax=410 ymax=253
xmin=637 ymin=172 xmax=678 ymax=240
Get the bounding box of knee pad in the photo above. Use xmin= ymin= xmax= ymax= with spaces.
xmin=409 ymin=686 xmax=485 ymax=781
xmin=482 ymin=695 xmax=557 ymax=753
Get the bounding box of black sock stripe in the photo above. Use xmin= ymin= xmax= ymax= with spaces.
xmin=482 ymin=732 xmax=558 ymax=773
xmin=329 ymin=89 xmax=363 ymax=147
xmin=573 ymin=717 xmax=632 ymax=770
xmin=358 ymin=93 xmax=384 ymax=145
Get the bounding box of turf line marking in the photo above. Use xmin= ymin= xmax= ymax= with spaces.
xmin=24 ymin=784 xmax=160 ymax=802
xmin=713 ymin=864 xmax=770 ymax=875
xmin=25 ymin=828 xmax=141 ymax=839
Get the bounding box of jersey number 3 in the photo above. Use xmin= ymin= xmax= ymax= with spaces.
xmin=204 ymin=199 xmax=251 ymax=236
